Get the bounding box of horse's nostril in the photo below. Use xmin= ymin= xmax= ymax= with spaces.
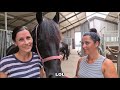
xmin=49 ymin=74 xmax=54 ymax=78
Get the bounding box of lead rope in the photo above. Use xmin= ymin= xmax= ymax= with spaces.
xmin=35 ymin=25 xmax=44 ymax=68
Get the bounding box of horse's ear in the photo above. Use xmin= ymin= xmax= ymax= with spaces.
xmin=53 ymin=12 xmax=59 ymax=24
xmin=36 ymin=12 xmax=43 ymax=24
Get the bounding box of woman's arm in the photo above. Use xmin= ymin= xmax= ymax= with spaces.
xmin=102 ymin=59 xmax=118 ymax=78
xmin=0 ymin=72 xmax=7 ymax=78
xmin=75 ymin=57 xmax=83 ymax=78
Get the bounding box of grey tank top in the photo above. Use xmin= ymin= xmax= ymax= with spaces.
xmin=78 ymin=55 xmax=106 ymax=78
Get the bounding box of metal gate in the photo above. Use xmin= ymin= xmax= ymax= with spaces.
xmin=0 ymin=29 xmax=13 ymax=59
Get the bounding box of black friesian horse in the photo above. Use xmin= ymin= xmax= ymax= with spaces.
xmin=31 ymin=12 xmax=63 ymax=78
xmin=6 ymin=12 xmax=64 ymax=78
xmin=60 ymin=42 xmax=70 ymax=60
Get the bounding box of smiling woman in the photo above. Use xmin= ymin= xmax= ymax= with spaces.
xmin=0 ymin=26 xmax=46 ymax=78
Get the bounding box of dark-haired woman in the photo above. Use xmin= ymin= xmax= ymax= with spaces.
xmin=75 ymin=32 xmax=118 ymax=78
xmin=0 ymin=26 xmax=46 ymax=78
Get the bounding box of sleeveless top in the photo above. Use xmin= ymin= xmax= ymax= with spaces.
xmin=0 ymin=52 xmax=43 ymax=78
xmin=78 ymin=55 xmax=106 ymax=78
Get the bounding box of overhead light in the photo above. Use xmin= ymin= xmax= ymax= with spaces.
xmin=86 ymin=12 xmax=109 ymax=20
xmin=0 ymin=13 xmax=14 ymax=19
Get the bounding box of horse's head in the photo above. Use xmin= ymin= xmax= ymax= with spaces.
xmin=32 ymin=12 xmax=63 ymax=78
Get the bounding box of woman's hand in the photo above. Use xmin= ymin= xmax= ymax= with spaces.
xmin=59 ymin=55 xmax=63 ymax=61
xmin=0 ymin=72 xmax=7 ymax=78
xmin=40 ymin=67 xmax=46 ymax=78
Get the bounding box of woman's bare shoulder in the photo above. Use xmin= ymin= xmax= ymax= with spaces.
xmin=102 ymin=58 xmax=118 ymax=78
xmin=78 ymin=56 xmax=84 ymax=63
xmin=103 ymin=58 xmax=114 ymax=65
xmin=102 ymin=58 xmax=116 ymax=70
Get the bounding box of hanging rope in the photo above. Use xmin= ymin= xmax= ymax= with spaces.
xmin=107 ymin=46 xmax=119 ymax=54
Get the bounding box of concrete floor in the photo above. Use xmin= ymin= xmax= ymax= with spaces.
xmin=61 ymin=49 xmax=80 ymax=78
xmin=61 ymin=49 xmax=117 ymax=78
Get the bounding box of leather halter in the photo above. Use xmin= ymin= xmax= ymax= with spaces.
xmin=35 ymin=25 xmax=61 ymax=63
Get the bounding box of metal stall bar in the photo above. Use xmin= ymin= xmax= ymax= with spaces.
xmin=117 ymin=13 xmax=120 ymax=77
xmin=0 ymin=29 xmax=5 ymax=59
xmin=1 ymin=30 xmax=3 ymax=58
xmin=0 ymin=12 xmax=8 ymax=59
xmin=4 ymin=12 xmax=7 ymax=56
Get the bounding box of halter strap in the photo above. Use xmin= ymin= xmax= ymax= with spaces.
xmin=35 ymin=25 xmax=43 ymax=61
xmin=43 ymin=56 xmax=61 ymax=63
xmin=35 ymin=25 xmax=61 ymax=64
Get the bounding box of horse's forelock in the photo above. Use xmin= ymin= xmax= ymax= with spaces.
xmin=38 ymin=18 xmax=61 ymax=45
